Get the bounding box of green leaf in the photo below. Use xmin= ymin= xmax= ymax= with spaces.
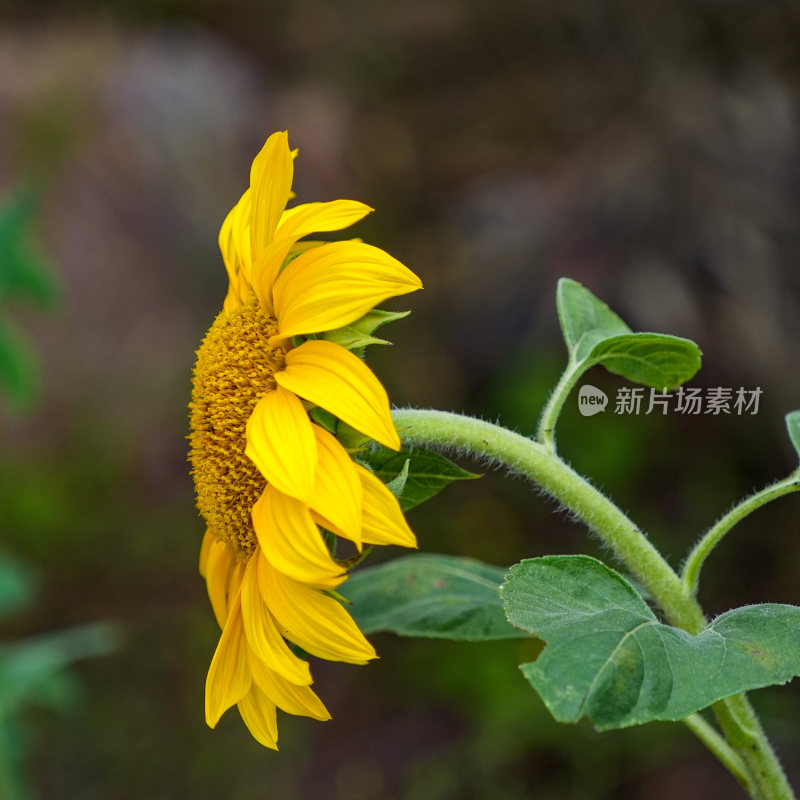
xmin=502 ymin=555 xmax=800 ymax=730
xmin=586 ymin=333 xmax=702 ymax=390
xmin=786 ymin=411 xmax=800 ymax=461
xmin=556 ymin=278 xmax=631 ymax=362
xmin=346 ymin=554 xmax=526 ymax=641
xmin=359 ymin=446 xmax=479 ymax=510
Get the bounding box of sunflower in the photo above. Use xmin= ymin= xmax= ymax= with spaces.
xmin=189 ymin=131 xmax=422 ymax=748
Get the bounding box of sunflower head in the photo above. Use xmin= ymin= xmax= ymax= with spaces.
xmin=190 ymin=301 xmax=284 ymax=559
xmin=189 ymin=131 xmax=421 ymax=749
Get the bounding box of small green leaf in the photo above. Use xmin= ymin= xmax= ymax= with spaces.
xmin=502 ymin=555 xmax=800 ymax=730
xmin=359 ymin=446 xmax=479 ymax=510
xmin=556 ymin=278 xmax=631 ymax=362
xmin=586 ymin=333 xmax=702 ymax=390
xmin=786 ymin=411 xmax=800 ymax=461
xmin=346 ymin=554 xmax=526 ymax=641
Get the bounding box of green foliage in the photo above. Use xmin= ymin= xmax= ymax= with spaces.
xmin=346 ymin=554 xmax=525 ymax=641
xmin=557 ymin=277 xmax=631 ymax=362
xmin=358 ymin=445 xmax=479 ymax=510
xmin=0 ymin=189 xmax=59 ymax=412
xmin=555 ymin=278 xmax=701 ymax=389
xmin=502 ymin=556 xmax=800 ymax=730
xmin=0 ymin=554 xmax=117 ymax=800
xmin=786 ymin=411 xmax=800 ymax=462
xmin=586 ymin=333 xmax=702 ymax=390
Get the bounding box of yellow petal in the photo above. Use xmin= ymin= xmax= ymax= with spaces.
xmin=199 ymin=529 xmax=214 ymax=578
xmin=275 ymin=340 xmax=400 ymax=450
xmin=308 ymin=425 xmax=363 ymax=547
xmin=249 ymin=131 xmax=293 ymax=260
xmin=277 ymin=199 xmax=372 ymax=240
xmin=253 ymin=199 xmax=373 ymax=309
xmin=258 ymin=553 xmax=376 ymax=664
xmin=205 ymin=539 xmax=236 ymax=628
xmin=245 ymin=386 xmax=318 ymax=503
xmin=239 ymin=553 xmax=312 ymax=685
xmin=356 ymin=464 xmax=418 ymax=548
xmin=205 ymin=594 xmax=252 ymax=727
xmin=272 ymin=241 xmax=422 ymax=340
xmin=247 ymin=647 xmax=331 ymax=721
xmin=228 ymin=560 xmax=245 ymax=604
xmin=219 ymin=189 xmax=253 ymax=308
xmin=237 ymin=686 xmax=278 ymax=750
xmin=253 ymin=485 xmax=345 ymax=589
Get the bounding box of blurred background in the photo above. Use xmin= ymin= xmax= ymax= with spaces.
xmin=1 ymin=1 xmax=799 ymax=798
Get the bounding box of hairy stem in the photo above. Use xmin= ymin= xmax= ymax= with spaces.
xmin=682 ymin=473 xmax=800 ymax=595
xmin=392 ymin=407 xmax=796 ymax=800
xmin=535 ymin=361 xmax=582 ymax=450
xmin=393 ymin=408 xmax=704 ymax=631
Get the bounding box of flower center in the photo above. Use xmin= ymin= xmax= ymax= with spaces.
xmin=189 ymin=299 xmax=286 ymax=559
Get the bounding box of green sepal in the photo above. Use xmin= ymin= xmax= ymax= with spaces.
xmin=385 ymin=458 xmax=410 ymax=498
xmin=502 ymin=555 xmax=800 ymax=730
xmin=336 ymin=545 xmax=374 ymax=571
xmin=321 ymin=309 xmax=410 ymax=351
xmin=335 ymin=420 xmax=373 ymax=450
xmin=308 ymin=406 xmax=338 ymax=434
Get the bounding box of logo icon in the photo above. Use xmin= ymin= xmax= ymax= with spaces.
xmin=578 ymin=384 xmax=608 ymax=416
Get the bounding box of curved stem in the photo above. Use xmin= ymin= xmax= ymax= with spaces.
xmin=394 ymin=408 xmax=705 ymax=632
xmin=682 ymin=473 xmax=800 ymax=595
xmin=392 ymin=407 xmax=796 ymax=800
xmin=536 ymin=361 xmax=582 ymax=450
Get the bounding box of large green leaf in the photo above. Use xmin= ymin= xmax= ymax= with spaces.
xmin=346 ymin=554 xmax=526 ymax=641
xmin=502 ymin=555 xmax=800 ymax=730
xmin=358 ymin=446 xmax=479 ymax=510
xmin=586 ymin=333 xmax=702 ymax=390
